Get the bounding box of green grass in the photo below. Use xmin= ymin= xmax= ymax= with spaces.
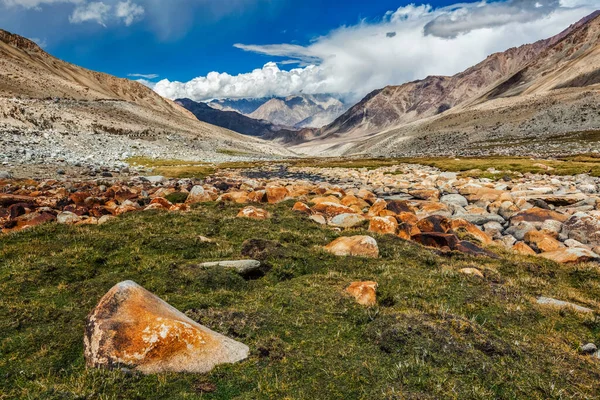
xmin=2 ymin=201 xmax=600 ymax=399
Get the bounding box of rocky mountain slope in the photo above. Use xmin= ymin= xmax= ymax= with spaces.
xmin=0 ymin=29 xmax=291 ymax=166
xmin=295 ymin=11 xmax=600 ymax=156
xmin=248 ymin=94 xmax=347 ymax=128
xmin=175 ymin=98 xmax=282 ymax=137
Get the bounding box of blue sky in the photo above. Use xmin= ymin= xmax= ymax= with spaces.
xmin=1 ymin=0 xmax=598 ymax=100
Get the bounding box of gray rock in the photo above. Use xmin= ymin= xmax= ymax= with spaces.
xmin=329 ymin=213 xmax=366 ymax=228
xmin=580 ymin=343 xmax=598 ymax=354
xmin=144 ymin=176 xmax=166 ymax=184
xmin=460 ymin=213 xmax=505 ymax=225
xmin=536 ymin=297 xmax=593 ymax=313
xmin=440 ymin=194 xmax=468 ymax=207
xmin=506 ymin=221 xmax=536 ymax=241
xmin=0 ymin=170 xmax=12 ymax=179
xmin=198 ymin=260 xmax=261 ymax=275
xmin=483 ymin=221 xmax=504 ymax=239
xmin=57 ymin=211 xmax=81 ymax=224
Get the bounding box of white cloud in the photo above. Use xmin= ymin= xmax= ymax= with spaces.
xmin=69 ymin=1 xmax=111 ymax=26
xmin=154 ymin=0 xmax=598 ymax=102
xmin=128 ymin=73 xmax=159 ymax=79
xmin=2 ymin=0 xmax=144 ymax=26
xmin=115 ymin=0 xmax=143 ymax=26
xmin=0 ymin=0 xmax=82 ymax=8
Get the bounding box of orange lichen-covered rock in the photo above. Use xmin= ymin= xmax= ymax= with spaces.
xmin=292 ymin=202 xmax=312 ymax=214
xmin=312 ymin=202 xmax=356 ymax=217
xmin=346 ymin=281 xmax=378 ymax=306
xmin=150 ymin=197 xmax=173 ymax=209
xmin=247 ymin=190 xmax=266 ymax=203
xmin=324 ymin=236 xmax=379 ymax=258
xmin=513 ymin=241 xmax=537 ymax=256
xmin=450 ymin=218 xmax=494 ymax=245
xmin=341 ymin=195 xmax=369 ymax=209
xmin=219 ymin=191 xmax=249 ymax=204
xmin=524 ymin=230 xmax=563 ymax=253
xmin=84 ymin=281 xmax=249 ymax=374
xmin=417 ymin=215 xmax=452 ymax=233
xmin=397 ymin=223 xmax=420 ymax=240
xmin=539 ymin=248 xmax=600 ymax=264
xmin=266 ymin=185 xmax=289 ymax=204
xmin=237 ymin=206 xmax=270 ymax=220
xmin=368 ymin=216 xmax=398 ymax=235
xmin=367 ymin=199 xmax=387 ymax=217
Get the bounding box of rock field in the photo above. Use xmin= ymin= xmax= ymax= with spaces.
xmin=3 ymin=162 xmax=600 ymax=266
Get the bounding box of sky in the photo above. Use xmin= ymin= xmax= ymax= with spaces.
xmin=1 ymin=0 xmax=598 ymax=102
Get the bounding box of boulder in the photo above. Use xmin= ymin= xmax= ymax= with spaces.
xmin=329 ymin=213 xmax=366 ymax=228
xmin=57 ymin=211 xmax=81 ymax=224
xmin=539 ymin=248 xmax=600 ymax=264
xmin=450 ymin=218 xmax=494 ymax=245
xmin=367 ymin=199 xmax=388 ymax=217
xmin=417 ymin=215 xmax=451 ymax=233
xmin=292 ymin=202 xmax=311 ymax=214
xmin=368 ymin=216 xmax=398 ymax=235
xmin=512 ymin=241 xmax=537 ymax=255
xmin=84 ymin=281 xmax=249 ymax=374
xmin=237 ymin=206 xmax=269 ymax=220
xmin=266 ymin=185 xmax=289 ymax=204
xmin=197 ymin=260 xmax=261 ymax=275
xmin=510 ymin=208 xmax=568 ymax=228
xmin=411 ymin=232 xmax=459 ymax=250
xmin=324 ymin=236 xmax=379 ymax=258
xmin=536 ymin=296 xmax=593 ymax=313
xmin=386 ymin=200 xmax=417 ymax=215
xmin=440 ymin=194 xmax=468 ymax=208
xmin=561 ymin=213 xmax=600 ymax=247
xmin=309 ymin=214 xmax=327 ymax=225
xmin=397 ymin=222 xmax=420 ymax=240
xmin=186 ymin=186 xmax=216 ymax=204
xmin=345 ymin=281 xmax=378 ymax=306
xmin=524 ymin=230 xmax=563 ymax=253
xmin=312 ymin=202 xmax=357 ymax=217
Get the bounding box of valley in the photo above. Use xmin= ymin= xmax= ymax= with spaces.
xmin=1 ymin=4 xmax=600 ymax=400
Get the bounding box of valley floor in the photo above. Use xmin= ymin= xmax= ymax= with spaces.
xmin=2 ymin=159 xmax=600 ymax=399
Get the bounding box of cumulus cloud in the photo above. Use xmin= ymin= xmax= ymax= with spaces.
xmin=154 ymin=62 xmax=329 ymax=100
xmin=154 ymin=0 xmax=598 ymax=102
xmin=115 ymin=0 xmax=143 ymax=26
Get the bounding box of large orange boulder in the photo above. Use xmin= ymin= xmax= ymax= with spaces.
xmin=368 ymin=216 xmax=398 ymax=235
xmin=539 ymin=248 xmax=600 ymax=264
xmin=84 ymin=281 xmax=249 ymax=374
xmin=266 ymin=185 xmax=289 ymax=204
xmin=346 ymin=281 xmax=378 ymax=306
xmin=324 ymin=236 xmax=379 ymax=258
xmin=524 ymin=230 xmax=563 ymax=253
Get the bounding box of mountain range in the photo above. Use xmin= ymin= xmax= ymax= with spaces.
xmin=293 ymin=10 xmax=600 ymax=156
xmin=206 ymin=94 xmax=347 ymax=129
xmin=1 ymin=10 xmax=599 ymax=161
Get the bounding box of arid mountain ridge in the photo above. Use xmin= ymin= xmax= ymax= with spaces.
xmin=289 ymin=10 xmax=600 ymax=156
xmin=0 ymin=29 xmax=291 ymax=165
